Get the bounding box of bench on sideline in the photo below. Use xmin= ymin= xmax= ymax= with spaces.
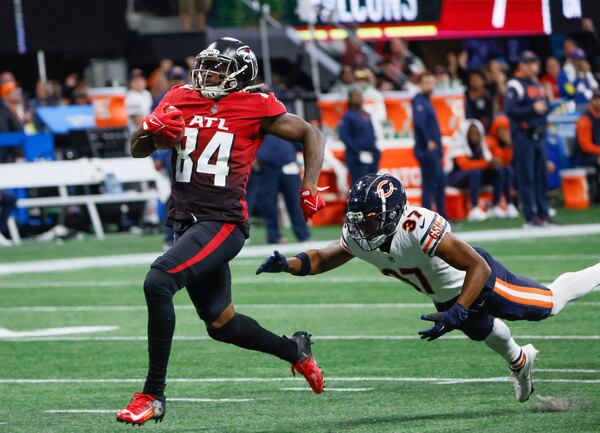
xmin=0 ymin=157 xmax=169 ymax=244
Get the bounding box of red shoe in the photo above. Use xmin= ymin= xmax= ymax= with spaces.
xmin=290 ymin=331 xmax=324 ymax=394
xmin=116 ymin=392 xmax=165 ymax=425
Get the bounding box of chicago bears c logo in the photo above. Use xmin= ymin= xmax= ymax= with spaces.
xmin=376 ymin=179 xmax=395 ymax=199
xmin=236 ymin=46 xmax=258 ymax=81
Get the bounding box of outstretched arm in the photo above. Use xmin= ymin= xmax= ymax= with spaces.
xmin=256 ymin=241 xmax=354 ymax=276
xmin=434 ymin=233 xmax=491 ymax=309
xmin=261 ymin=113 xmax=324 ymax=192
xmin=418 ymin=233 xmax=491 ymax=341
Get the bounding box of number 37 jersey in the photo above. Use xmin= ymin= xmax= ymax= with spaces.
xmin=341 ymin=206 xmax=466 ymax=303
xmin=158 ymin=84 xmax=287 ymax=223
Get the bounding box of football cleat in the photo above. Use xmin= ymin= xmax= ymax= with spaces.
xmin=511 ymin=344 xmax=538 ymax=402
xmin=116 ymin=392 xmax=165 ymax=425
xmin=289 ymin=331 xmax=324 ymax=394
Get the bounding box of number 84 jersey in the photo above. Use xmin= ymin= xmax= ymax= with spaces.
xmin=341 ymin=205 xmax=466 ymax=303
xmin=158 ymin=84 xmax=287 ymax=223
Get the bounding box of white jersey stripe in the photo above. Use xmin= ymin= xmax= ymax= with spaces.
xmin=494 ymin=282 xmax=554 ymax=304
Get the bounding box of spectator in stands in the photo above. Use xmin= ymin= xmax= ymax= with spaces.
xmin=340 ymin=33 xmax=368 ymax=69
xmin=30 ymin=80 xmax=61 ymax=109
xmin=506 ymin=51 xmax=551 ymax=227
xmin=0 ymin=71 xmax=16 ymax=87
xmin=434 ymin=65 xmax=460 ymax=90
xmin=71 ymin=82 xmax=91 ymax=105
xmin=463 ymin=39 xmax=502 ymax=71
xmin=540 ymin=57 xmax=561 ymax=100
xmin=465 ymin=71 xmax=494 ymax=132
xmin=446 ymin=51 xmax=469 ymax=85
xmin=485 ymin=59 xmax=508 ymax=111
xmin=487 ymin=115 xmax=519 ymax=218
xmin=167 ymin=66 xmax=188 ymax=86
xmin=354 ymin=68 xmax=387 ymax=141
xmin=385 ymin=38 xmax=425 ymax=89
xmin=412 ymin=72 xmax=447 ymax=219
xmin=558 ymin=48 xmax=599 ymax=103
xmin=62 ymin=73 xmax=81 ymax=104
xmin=125 ymin=69 xmax=153 ymax=134
xmin=185 ymin=55 xmax=196 ymax=78
xmin=179 ymin=0 xmax=212 ymax=32
xmin=575 ymin=89 xmax=600 ymax=203
xmin=148 ymin=59 xmax=173 ymax=100
xmin=0 ymin=190 xmax=16 ymax=247
xmin=254 ymin=135 xmax=310 ymax=244
xmin=447 ymin=119 xmax=503 ymax=221
xmin=338 ymin=89 xmax=379 ymax=185
xmin=0 ymin=82 xmax=26 ymax=132
xmin=330 ymin=65 xmax=355 ymax=94
xmin=563 ymin=38 xmax=578 ymax=59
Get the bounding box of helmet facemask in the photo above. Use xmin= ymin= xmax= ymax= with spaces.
xmin=346 ymin=207 xmax=401 ymax=251
xmin=192 ymin=55 xmax=244 ymax=99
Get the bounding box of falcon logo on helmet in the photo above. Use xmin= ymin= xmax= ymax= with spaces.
xmin=346 ymin=173 xmax=407 ymax=251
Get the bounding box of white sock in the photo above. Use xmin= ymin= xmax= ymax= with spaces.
xmin=484 ymin=318 xmax=522 ymax=366
xmin=549 ymin=263 xmax=600 ymax=315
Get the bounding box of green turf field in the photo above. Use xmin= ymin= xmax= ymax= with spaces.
xmin=0 ymin=227 xmax=599 ymax=432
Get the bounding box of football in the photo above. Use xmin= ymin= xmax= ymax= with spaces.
xmin=154 ymin=105 xmax=184 ymax=150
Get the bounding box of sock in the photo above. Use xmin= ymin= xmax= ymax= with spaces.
xmin=142 ymin=269 xmax=179 ymax=398
xmin=549 ymin=263 xmax=600 ymax=315
xmin=509 ymin=350 xmax=526 ymax=371
xmin=207 ymin=313 xmax=299 ymax=364
xmin=484 ymin=318 xmax=522 ymax=367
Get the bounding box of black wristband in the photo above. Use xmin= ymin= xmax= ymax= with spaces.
xmin=294 ymin=252 xmax=311 ymax=276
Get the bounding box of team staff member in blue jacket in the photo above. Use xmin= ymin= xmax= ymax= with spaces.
xmin=338 ymin=89 xmax=380 ymax=185
xmin=254 ymin=135 xmax=310 ymax=244
xmin=505 ymin=51 xmax=550 ymax=227
xmin=412 ymin=72 xmax=447 ymax=219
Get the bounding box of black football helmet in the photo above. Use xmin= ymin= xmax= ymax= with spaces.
xmin=346 ymin=173 xmax=407 ymax=251
xmin=192 ymin=37 xmax=259 ymax=99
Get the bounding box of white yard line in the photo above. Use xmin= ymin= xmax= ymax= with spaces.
xmin=1 ymin=224 xmax=599 ymax=276
xmin=44 ymin=409 xmax=115 ymax=414
xmin=535 ymin=368 xmax=600 ymax=374
xmin=280 ymin=387 xmax=371 ymax=392
xmin=168 ymin=398 xmax=254 ymax=402
xmin=4 ymin=376 xmax=599 ymax=386
xmin=3 ymin=334 xmax=600 ymax=342
xmin=1 ymin=301 xmax=599 ymax=313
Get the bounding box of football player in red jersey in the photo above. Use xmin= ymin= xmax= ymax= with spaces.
xmin=116 ymin=37 xmax=325 ymax=425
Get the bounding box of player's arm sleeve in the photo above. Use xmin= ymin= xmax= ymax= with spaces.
xmin=577 ymin=115 xmax=600 ymax=155
xmin=416 ymin=212 xmax=450 ymax=257
xmin=262 ymin=92 xmax=287 ymax=118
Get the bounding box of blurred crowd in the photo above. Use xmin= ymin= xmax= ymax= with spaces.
xmin=331 ymin=33 xmax=600 ymax=226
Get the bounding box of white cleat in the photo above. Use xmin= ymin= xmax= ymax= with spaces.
xmin=467 ymin=206 xmax=489 ymax=222
xmin=491 ymin=205 xmax=508 ymax=219
xmin=511 ymin=344 xmax=538 ymax=402
xmin=0 ymin=233 xmax=12 ymax=247
xmin=506 ymin=203 xmax=519 ymax=219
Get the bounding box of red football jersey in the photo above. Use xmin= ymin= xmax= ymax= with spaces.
xmin=156 ymin=84 xmax=286 ymax=223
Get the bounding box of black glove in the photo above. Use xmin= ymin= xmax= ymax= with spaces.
xmin=418 ymin=303 xmax=468 ymax=341
xmin=256 ymin=250 xmax=289 ymax=275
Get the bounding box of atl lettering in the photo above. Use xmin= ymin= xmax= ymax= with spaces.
xmin=188 ymin=115 xmax=229 ymax=131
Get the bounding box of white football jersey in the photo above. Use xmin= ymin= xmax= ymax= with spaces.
xmin=341 ymin=205 xmax=466 ymax=303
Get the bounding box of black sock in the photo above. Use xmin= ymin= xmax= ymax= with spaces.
xmin=207 ymin=313 xmax=298 ymax=364
xmin=142 ymin=269 xmax=178 ymax=397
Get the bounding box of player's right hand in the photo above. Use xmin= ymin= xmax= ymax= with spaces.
xmin=142 ymin=104 xmax=185 ymax=140
xmin=256 ymin=250 xmax=289 ymax=274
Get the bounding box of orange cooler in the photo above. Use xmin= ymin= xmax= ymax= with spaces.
xmin=89 ymin=87 xmax=128 ymax=128
xmin=560 ymin=169 xmax=590 ymax=210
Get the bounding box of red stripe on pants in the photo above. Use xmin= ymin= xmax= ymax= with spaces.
xmin=167 ymin=223 xmax=235 ymax=274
